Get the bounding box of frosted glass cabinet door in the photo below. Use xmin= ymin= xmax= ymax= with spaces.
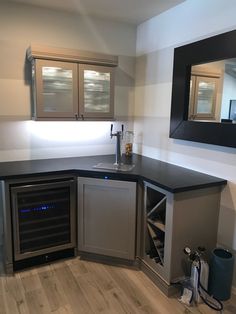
xmin=79 ymin=64 xmax=114 ymax=118
xmin=35 ymin=59 xmax=78 ymax=119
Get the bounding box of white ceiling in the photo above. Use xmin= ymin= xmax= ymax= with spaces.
xmin=3 ymin=0 xmax=186 ymax=25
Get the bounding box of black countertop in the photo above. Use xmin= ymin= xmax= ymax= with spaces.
xmin=0 ymin=154 xmax=226 ymax=193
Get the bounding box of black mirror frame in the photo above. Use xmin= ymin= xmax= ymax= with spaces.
xmin=169 ymin=29 xmax=236 ymax=148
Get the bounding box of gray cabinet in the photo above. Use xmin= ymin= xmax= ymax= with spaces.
xmin=27 ymin=45 xmax=118 ymax=120
xmin=78 ymin=177 xmax=136 ymax=260
xmin=140 ymin=181 xmax=221 ymax=295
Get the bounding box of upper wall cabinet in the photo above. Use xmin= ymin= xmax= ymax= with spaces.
xmin=27 ymin=44 xmax=118 ymax=120
xmin=78 ymin=64 xmax=114 ymax=119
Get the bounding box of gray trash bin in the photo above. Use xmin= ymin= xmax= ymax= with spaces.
xmin=208 ymin=248 xmax=234 ymax=301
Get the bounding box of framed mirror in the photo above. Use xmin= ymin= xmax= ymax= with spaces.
xmin=170 ymin=29 xmax=236 ymax=148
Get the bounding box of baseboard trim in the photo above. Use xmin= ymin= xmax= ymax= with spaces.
xmin=78 ymin=251 xmax=138 ymax=269
xmin=138 ymin=258 xmax=180 ymax=297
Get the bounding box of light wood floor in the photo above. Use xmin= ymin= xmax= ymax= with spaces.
xmin=0 ymin=257 xmax=235 ymax=314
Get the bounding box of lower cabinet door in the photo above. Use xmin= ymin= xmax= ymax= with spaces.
xmin=78 ymin=177 xmax=136 ymax=260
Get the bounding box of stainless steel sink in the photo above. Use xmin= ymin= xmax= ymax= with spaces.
xmin=93 ymin=162 xmax=135 ymax=172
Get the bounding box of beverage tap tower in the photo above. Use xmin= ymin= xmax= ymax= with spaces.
xmin=110 ymin=124 xmax=124 ymax=165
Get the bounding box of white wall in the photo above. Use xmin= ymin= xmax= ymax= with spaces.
xmin=0 ymin=2 xmax=136 ymax=161
xmin=134 ymin=0 xmax=236 ymax=286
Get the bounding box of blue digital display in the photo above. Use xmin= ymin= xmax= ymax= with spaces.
xmin=20 ymin=204 xmax=55 ymax=214
xmin=104 ymin=176 xmax=109 ymax=179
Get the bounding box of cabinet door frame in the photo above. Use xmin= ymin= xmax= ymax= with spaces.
xmin=77 ymin=177 xmax=136 ymax=260
xmin=78 ymin=64 xmax=115 ymax=119
xmin=35 ymin=59 xmax=78 ymax=119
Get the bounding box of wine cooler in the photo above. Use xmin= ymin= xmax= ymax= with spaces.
xmin=10 ymin=177 xmax=76 ymax=268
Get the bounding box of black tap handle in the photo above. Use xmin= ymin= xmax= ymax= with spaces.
xmin=121 ymin=124 xmax=124 ymax=139
xmin=110 ymin=124 xmax=113 ymax=138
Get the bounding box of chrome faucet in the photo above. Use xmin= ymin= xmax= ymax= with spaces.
xmin=110 ymin=124 xmax=124 ymax=165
